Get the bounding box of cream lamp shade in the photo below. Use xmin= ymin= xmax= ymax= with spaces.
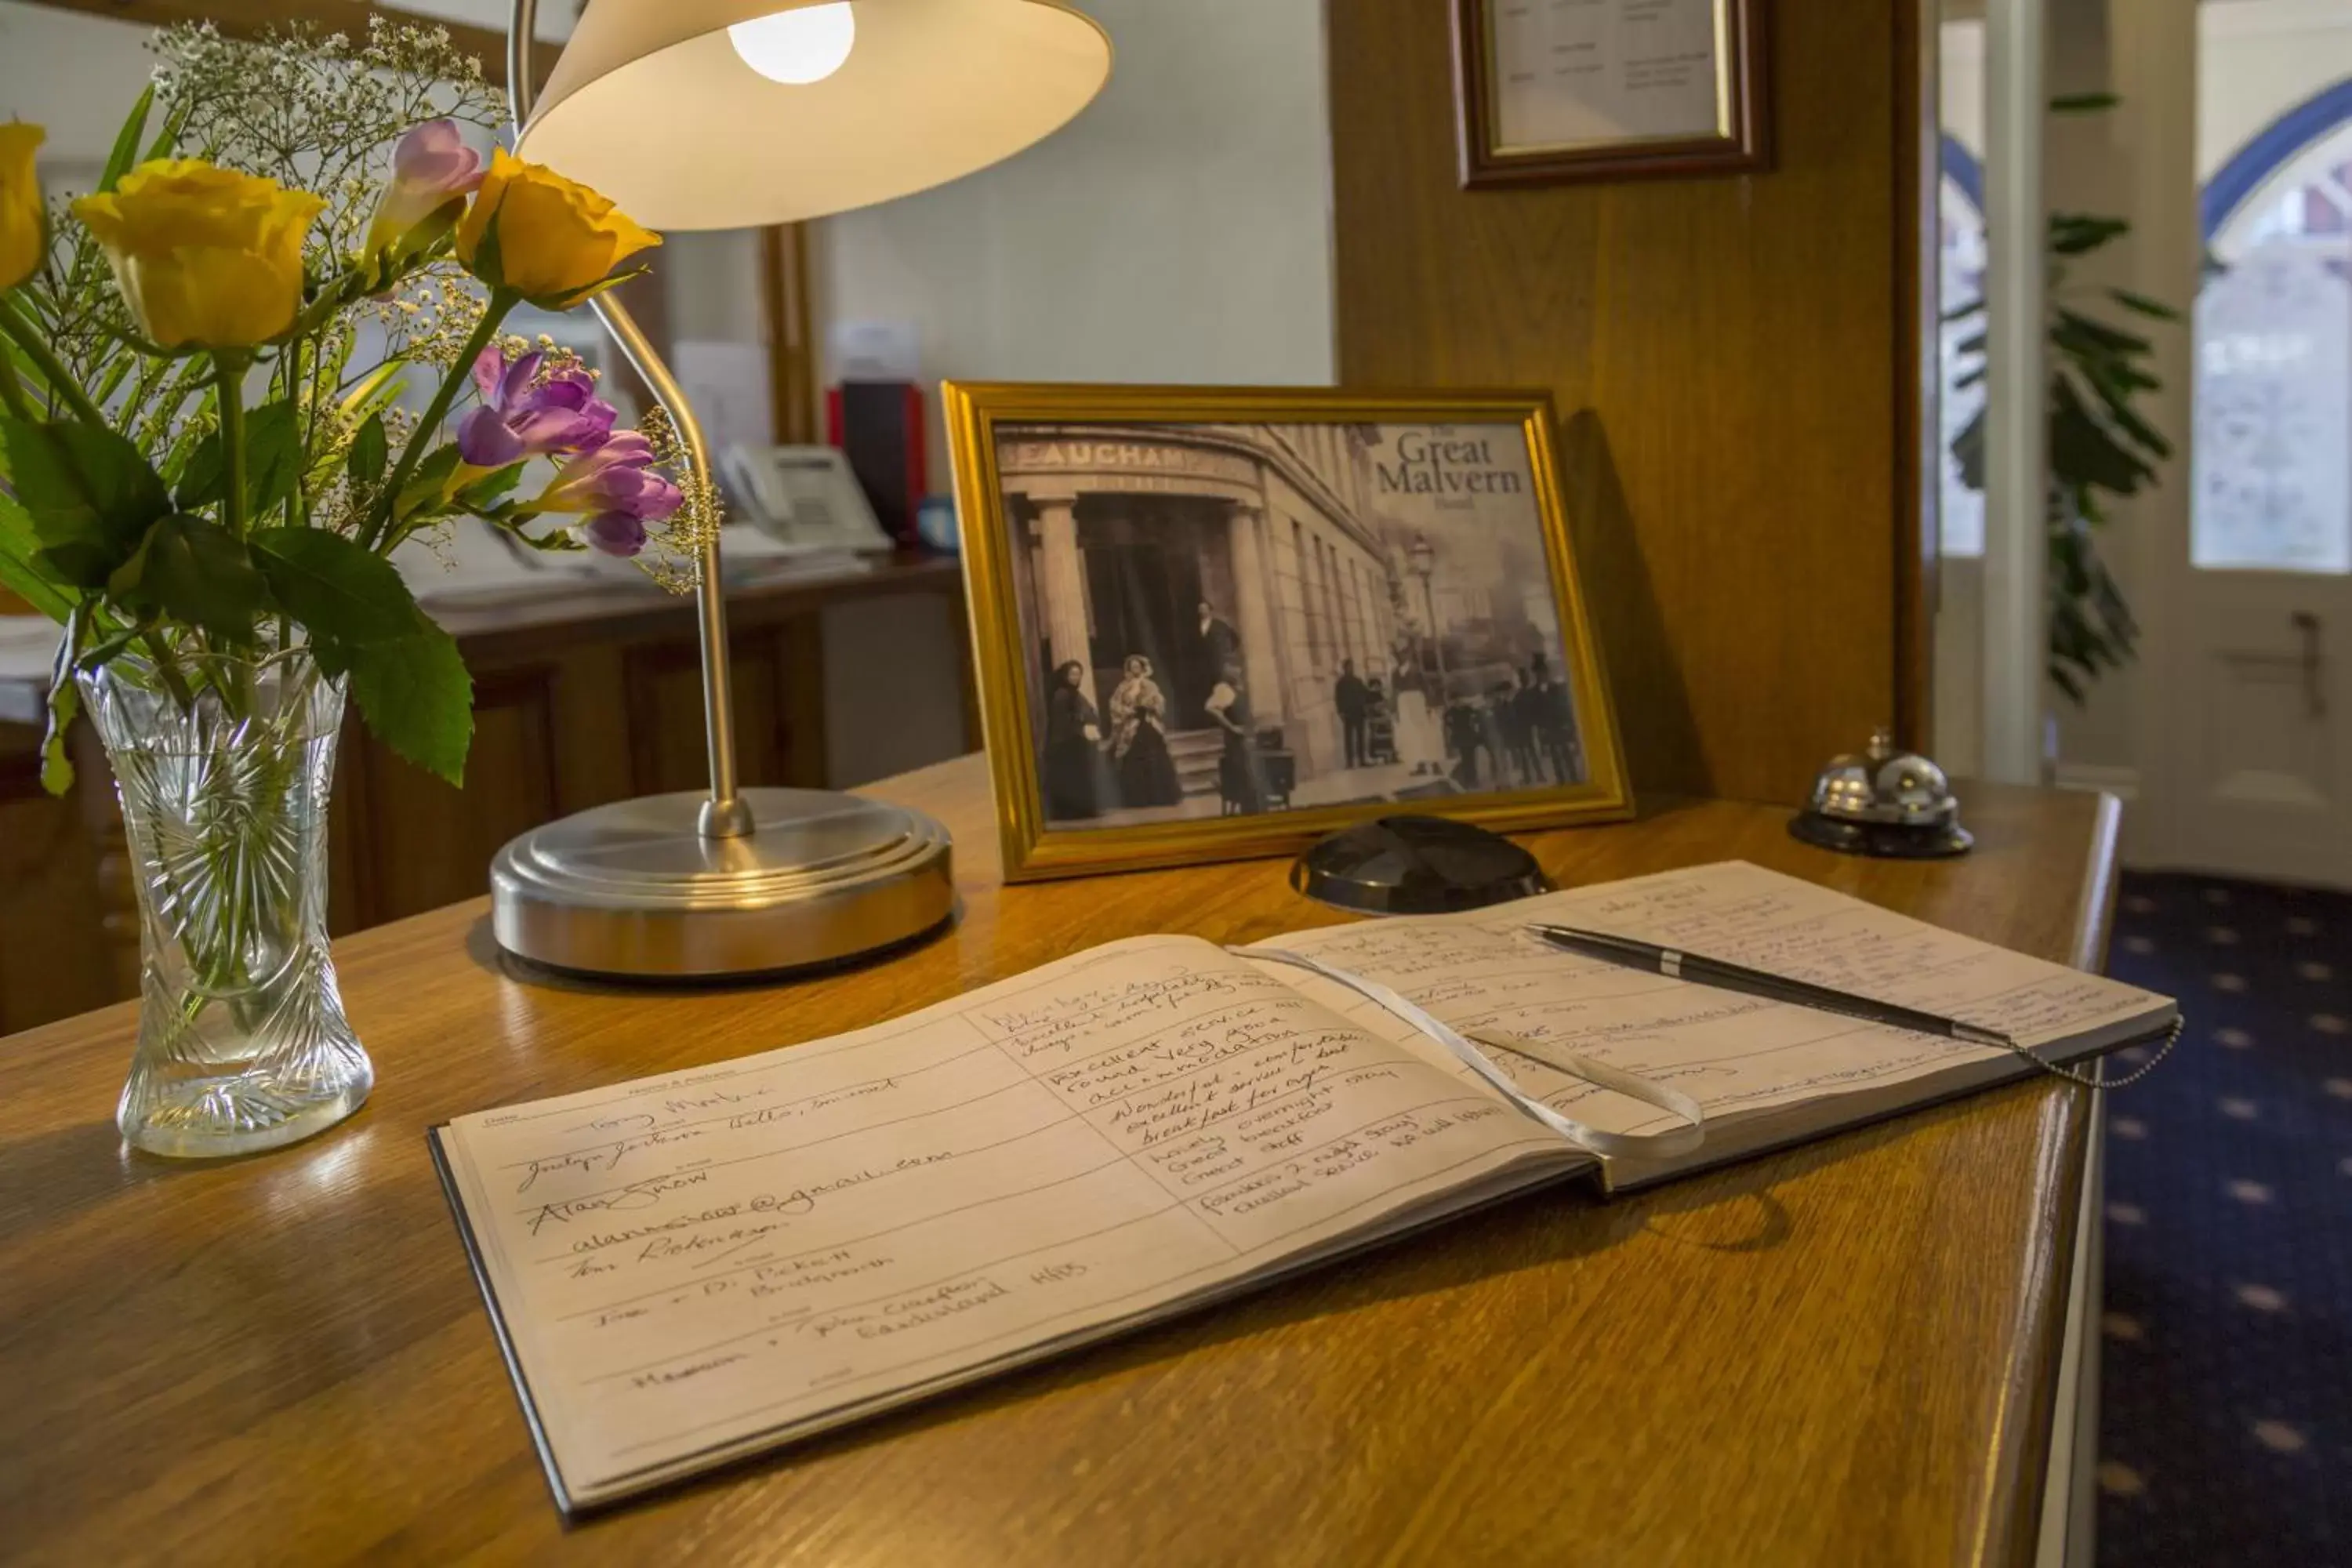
xmin=517 ymin=0 xmax=1112 ymax=230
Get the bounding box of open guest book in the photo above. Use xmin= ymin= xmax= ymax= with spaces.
xmin=433 ymin=860 xmax=2176 ymax=1513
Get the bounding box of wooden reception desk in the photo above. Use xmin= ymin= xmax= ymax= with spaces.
xmin=0 ymin=757 xmax=2119 ymax=1566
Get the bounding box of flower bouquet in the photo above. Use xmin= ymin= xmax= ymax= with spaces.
xmin=0 ymin=21 xmax=710 ymax=1156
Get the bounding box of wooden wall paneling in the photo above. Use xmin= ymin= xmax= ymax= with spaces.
xmin=1894 ymin=0 xmax=1941 ymax=753
xmin=1328 ymin=0 xmax=1930 ymax=804
xmin=0 ymin=726 xmax=111 ymax=1035
xmin=343 ymin=667 xmax=564 ymax=926
xmin=762 ymin=225 xmax=818 ymax=446
xmin=539 ymin=641 xmax=637 ymax=818
xmin=624 ymin=621 xmax=830 ymax=797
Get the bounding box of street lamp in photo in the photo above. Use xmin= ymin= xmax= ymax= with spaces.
xmin=1406 ymin=533 xmax=1448 ymax=701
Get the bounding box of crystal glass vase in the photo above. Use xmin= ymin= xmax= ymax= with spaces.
xmin=78 ymin=649 xmax=372 ymax=1157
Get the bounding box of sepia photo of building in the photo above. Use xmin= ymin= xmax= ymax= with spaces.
xmin=999 ymin=420 xmax=1587 ymax=829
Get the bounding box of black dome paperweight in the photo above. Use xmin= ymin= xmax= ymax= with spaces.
xmin=1290 ymin=816 xmax=1551 ymax=915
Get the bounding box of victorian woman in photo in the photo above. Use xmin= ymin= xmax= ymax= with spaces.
xmin=1107 ymin=655 xmax=1184 ymax=808
xmin=1043 ymin=659 xmax=1106 ymax=819
xmin=1203 ymin=659 xmax=1265 ymax=815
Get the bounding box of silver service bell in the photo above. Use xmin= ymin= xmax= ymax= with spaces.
xmin=1788 ymin=728 xmax=1973 ymax=859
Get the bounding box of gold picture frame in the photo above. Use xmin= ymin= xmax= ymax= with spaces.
xmin=945 ymin=383 xmax=1632 ymax=882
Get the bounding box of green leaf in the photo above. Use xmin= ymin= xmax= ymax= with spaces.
xmin=341 ymin=623 xmax=474 ymax=786
xmin=250 ymin=528 xmax=475 ymax=782
xmin=502 ymin=522 xmax=588 ymax=554
xmin=347 ymin=415 xmax=389 ymax=486
xmin=2054 ymin=307 xmax=2152 ymax=359
xmin=2049 ymin=379 xmax=2154 ymax=499
xmin=39 ymin=612 xmax=83 ymax=796
xmin=141 ymin=97 xmax=188 ymax=164
xmin=98 ymin=83 xmax=154 ymax=195
xmin=1950 ymin=407 xmax=1984 ymax=492
xmin=2105 ymin=286 xmax=2180 ymax=322
xmin=176 ymin=400 xmax=303 ymax=516
xmin=2049 ymin=212 xmax=2129 ymax=255
xmin=2049 ymin=91 xmax=2119 ymax=114
xmin=0 ymin=488 xmax=77 ymax=624
xmin=0 ymin=416 xmax=172 ymax=588
xmin=457 ymin=463 xmax=527 ymax=512
xmin=109 ymin=514 xmax=274 ymax=645
xmin=541 ymin=267 xmax=650 ymax=312
xmin=394 ymin=443 xmax=463 ymax=521
xmin=251 ymin=527 xmax=424 ymax=645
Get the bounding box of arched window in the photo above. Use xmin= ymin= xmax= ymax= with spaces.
xmin=1940 ymin=135 xmax=1989 ymax=558
xmin=2194 ymin=79 xmax=2352 ymax=574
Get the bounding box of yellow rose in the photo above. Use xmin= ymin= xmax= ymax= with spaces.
xmin=0 ymin=122 xmax=44 ymax=289
xmin=455 ymin=148 xmax=660 ymax=308
xmin=71 ymin=160 xmax=324 ymax=350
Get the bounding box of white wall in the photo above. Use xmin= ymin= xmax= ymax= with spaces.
xmin=0 ymin=1 xmax=153 ymax=172
xmin=810 ymin=0 xmax=1337 ymax=487
xmin=2199 ymin=0 xmax=2352 ymax=177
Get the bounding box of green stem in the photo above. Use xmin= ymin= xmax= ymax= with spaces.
xmin=139 ymin=630 xmax=196 ymax=710
xmin=0 ymin=293 xmax=108 ymax=428
xmin=216 ymin=356 xmax=249 ymax=540
xmin=366 ymin=291 xmax=514 ymax=552
xmin=0 ymin=343 xmax=31 ymax=421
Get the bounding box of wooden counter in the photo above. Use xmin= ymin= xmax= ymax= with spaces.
xmin=0 ymin=550 xmax=974 ymax=1034
xmin=0 ymin=757 xmax=2120 ymax=1566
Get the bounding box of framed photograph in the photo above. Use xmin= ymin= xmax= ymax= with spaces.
xmin=1453 ymin=0 xmax=1772 ymax=190
xmin=945 ymin=384 xmax=1632 ymax=882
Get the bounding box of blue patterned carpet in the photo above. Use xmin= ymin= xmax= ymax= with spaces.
xmin=2097 ymin=873 xmax=2351 ymax=1566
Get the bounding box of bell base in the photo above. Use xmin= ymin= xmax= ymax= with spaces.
xmin=491 ymin=789 xmax=954 ymax=981
xmin=1788 ymin=811 xmax=1973 ymax=860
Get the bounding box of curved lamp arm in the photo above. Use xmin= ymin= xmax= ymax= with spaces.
xmin=509 ymin=0 xmax=753 ymax=839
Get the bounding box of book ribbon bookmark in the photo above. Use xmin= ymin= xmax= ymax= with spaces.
xmin=1242 ymin=946 xmax=1707 ymax=1162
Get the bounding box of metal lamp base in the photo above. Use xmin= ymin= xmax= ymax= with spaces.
xmin=491 ymin=789 xmax=953 ymax=980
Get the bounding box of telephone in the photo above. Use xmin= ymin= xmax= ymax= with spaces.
xmin=719 ymin=445 xmax=896 ymax=554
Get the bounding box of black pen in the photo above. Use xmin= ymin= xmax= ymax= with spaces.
xmin=1526 ymin=924 xmax=2017 ymax=1050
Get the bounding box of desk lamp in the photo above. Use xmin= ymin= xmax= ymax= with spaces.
xmin=489 ymin=0 xmax=1111 ymax=978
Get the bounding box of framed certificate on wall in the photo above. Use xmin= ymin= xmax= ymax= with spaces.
xmin=1453 ymin=0 xmax=1772 ymax=188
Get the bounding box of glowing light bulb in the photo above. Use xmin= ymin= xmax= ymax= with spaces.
xmin=728 ymin=2 xmax=856 ymax=85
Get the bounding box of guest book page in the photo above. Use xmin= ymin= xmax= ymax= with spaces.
xmin=435 ymin=935 xmax=1580 ymax=1508
xmin=1247 ymin=861 xmax=2172 ymax=1186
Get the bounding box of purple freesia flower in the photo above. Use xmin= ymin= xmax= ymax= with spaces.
xmin=364 ymin=120 xmax=485 ymax=263
xmin=456 ymin=346 xmax=618 ymax=467
xmin=528 ymin=430 xmax=683 ymax=558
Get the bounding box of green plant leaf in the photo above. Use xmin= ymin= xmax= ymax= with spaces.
xmin=176 ymin=399 xmax=303 ymax=516
xmin=39 ymin=612 xmax=83 ymax=796
xmin=457 ymin=463 xmax=528 ymax=512
xmin=2049 ymin=379 xmax=2154 ymax=499
xmin=2049 ymin=212 xmax=2129 ymax=256
xmin=394 ymin=442 xmax=463 ymax=521
xmin=347 ymin=414 xmax=388 ymax=486
xmin=2055 ymin=307 xmax=2152 ymax=358
xmin=141 ymin=97 xmax=188 ymax=164
xmin=1951 ymin=407 xmax=1984 ymax=492
xmin=339 ymin=623 xmax=474 ymax=786
xmin=251 ymin=528 xmax=475 ymax=783
xmin=500 ymin=521 xmax=588 ymax=553
xmin=2105 ymin=286 xmax=2180 ymax=322
xmin=251 ymin=526 xmax=425 ymax=645
xmin=109 ymin=514 xmax=274 ymax=645
xmin=98 ymin=83 xmax=154 ymax=195
xmin=0 ymin=489 xmax=77 ymax=624
xmin=0 ymin=416 xmax=173 ymax=588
